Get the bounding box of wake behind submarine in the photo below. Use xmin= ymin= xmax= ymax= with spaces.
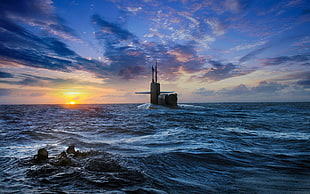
xmin=136 ymin=62 xmax=178 ymax=109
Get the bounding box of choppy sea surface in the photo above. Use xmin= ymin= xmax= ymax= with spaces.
xmin=1 ymin=103 xmax=310 ymax=193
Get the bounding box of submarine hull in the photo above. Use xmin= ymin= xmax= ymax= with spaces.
xmin=158 ymin=93 xmax=178 ymax=107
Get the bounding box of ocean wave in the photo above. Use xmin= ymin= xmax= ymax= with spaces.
xmin=1 ymin=103 xmax=310 ymax=193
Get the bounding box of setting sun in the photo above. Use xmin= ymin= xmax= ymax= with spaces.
xmin=66 ymin=101 xmax=76 ymax=105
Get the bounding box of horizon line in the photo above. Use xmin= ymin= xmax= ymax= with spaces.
xmin=1 ymin=101 xmax=310 ymax=105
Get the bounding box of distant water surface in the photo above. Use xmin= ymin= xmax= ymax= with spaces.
xmin=1 ymin=103 xmax=309 ymax=193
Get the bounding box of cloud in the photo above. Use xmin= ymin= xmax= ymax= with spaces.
xmin=2 ymin=0 xmax=304 ymax=87
xmin=199 ymin=60 xmax=251 ymax=81
xmin=92 ymin=14 xmax=208 ymax=80
xmin=0 ymin=0 xmax=54 ymax=18
xmin=19 ymin=78 xmax=43 ymax=86
xmin=232 ymin=40 xmax=267 ymax=51
xmin=92 ymin=14 xmax=147 ymax=79
xmin=166 ymin=44 xmax=206 ymax=72
xmin=115 ymin=1 xmax=218 ymax=48
xmin=220 ymin=81 xmax=288 ymax=96
xmin=193 ymin=80 xmax=309 ymax=101
xmin=0 ymin=12 xmax=111 ymax=80
xmin=195 ymin=81 xmax=294 ymax=98
xmin=193 ymin=88 xmax=217 ymax=96
xmin=0 ymin=75 xmax=48 ymax=87
xmin=0 ymin=4 xmax=83 ymax=72
xmin=118 ymin=65 xmax=146 ymax=79
xmin=168 ymin=45 xmax=195 ymax=63
xmin=0 ymin=73 xmax=105 ymax=88
xmin=220 ymin=84 xmax=250 ymax=95
xmin=44 ymin=37 xmax=76 ymax=56
xmin=0 ymin=71 xmax=14 ymax=78
xmin=1 ymin=8 xmax=209 ymax=83
xmin=30 ymin=92 xmax=45 ymax=97
xmin=222 ymin=0 xmax=251 ymax=13
xmin=202 ymin=0 xmax=252 ymax=15
xmin=263 ymin=53 xmax=310 ymax=66
xmin=152 ymin=43 xmax=206 ymax=80
xmin=286 ymin=0 xmax=304 ymax=7
xmin=92 ymin=14 xmax=135 ymax=41
xmin=239 ymin=46 xmax=270 ymax=63
xmin=297 ymin=76 xmax=310 ymax=88
xmin=0 ymin=89 xmax=11 ymax=96
xmin=204 ymin=61 xmax=237 ymax=81
xmin=0 ymin=0 xmax=78 ymax=40
xmin=0 ymin=44 xmax=76 ymax=72
xmin=205 ymin=18 xmax=226 ymax=36
xmin=238 ymin=34 xmax=310 ymax=65
xmin=101 ymin=92 xmax=131 ymax=99
xmin=88 ymin=1 xmax=258 ymax=82
xmin=251 ymin=81 xmax=287 ymax=93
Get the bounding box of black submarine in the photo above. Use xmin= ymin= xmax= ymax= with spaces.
xmin=136 ymin=62 xmax=178 ymax=108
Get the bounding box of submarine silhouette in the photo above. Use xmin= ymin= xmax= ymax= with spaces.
xmin=136 ymin=62 xmax=178 ymax=108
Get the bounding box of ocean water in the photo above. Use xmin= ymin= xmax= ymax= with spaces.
xmin=0 ymin=102 xmax=309 ymax=193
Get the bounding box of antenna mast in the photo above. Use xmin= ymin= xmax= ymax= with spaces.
xmin=152 ymin=66 xmax=154 ymax=83
xmin=155 ymin=60 xmax=158 ymax=83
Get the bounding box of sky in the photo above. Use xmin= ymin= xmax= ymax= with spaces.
xmin=0 ymin=0 xmax=309 ymax=104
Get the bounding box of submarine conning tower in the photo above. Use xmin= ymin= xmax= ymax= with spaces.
xmin=150 ymin=62 xmax=178 ymax=107
xmin=135 ymin=61 xmax=178 ymax=107
xmin=150 ymin=64 xmax=160 ymax=104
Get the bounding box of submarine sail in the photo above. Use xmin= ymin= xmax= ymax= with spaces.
xmin=136 ymin=62 xmax=178 ymax=108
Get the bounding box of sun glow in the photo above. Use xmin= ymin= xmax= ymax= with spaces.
xmin=66 ymin=101 xmax=76 ymax=105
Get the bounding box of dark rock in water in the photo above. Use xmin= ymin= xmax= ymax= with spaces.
xmin=32 ymin=147 xmax=79 ymax=166
xmin=54 ymin=151 xmax=73 ymax=166
xmin=38 ymin=148 xmax=48 ymax=159
xmin=66 ymin=145 xmax=76 ymax=155
xmin=66 ymin=145 xmax=87 ymax=157
xmin=58 ymin=151 xmax=67 ymax=158
xmin=33 ymin=148 xmax=48 ymax=163
xmin=66 ymin=145 xmax=91 ymax=157
xmin=27 ymin=146 xmax=147 ymax=190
